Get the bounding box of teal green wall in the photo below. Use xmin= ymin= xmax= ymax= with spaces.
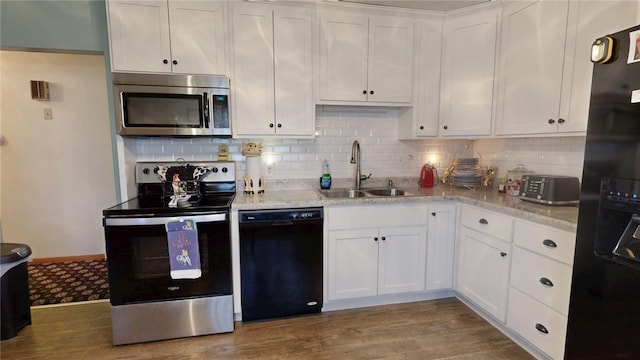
xmin=0 ymin=0 xmax=109 ymax=53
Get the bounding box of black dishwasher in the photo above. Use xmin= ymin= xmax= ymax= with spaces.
xmin=239 ymin=208 xmax=323 ymax=321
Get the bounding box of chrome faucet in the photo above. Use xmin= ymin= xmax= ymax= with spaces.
xmin=350 ymin=140 xmax=371 ymax=189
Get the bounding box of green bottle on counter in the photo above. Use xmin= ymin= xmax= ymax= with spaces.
xmin=320 ymin=159 xmax=332 ymax=189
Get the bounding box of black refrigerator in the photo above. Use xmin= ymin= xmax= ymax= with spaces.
xmin=566 ymin=24 xmax=640 ymax=359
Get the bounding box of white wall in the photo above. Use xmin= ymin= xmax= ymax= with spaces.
xmin=130 ymin=107 xmax=472 ymax=187
xmin=0 ymin=51 xmax=116 ymax=258
xmin=476 ymin=136 xmax=586 ymax=179
xmin=127 ymin=107 xmax=586 ymax=189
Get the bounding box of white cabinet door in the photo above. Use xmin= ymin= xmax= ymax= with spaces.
xmin=426 ymin=203 xmax=456 ymax=291
xmin=378 ymin=225 xmax=427 ymax=295
xmin=318 ymin=12 xmax=414 ymax=104
xmin=318 ymin=13 xmax=369 ymax=102
xmin=495 ymin=0 xmax=569 ymax=135
xmin=107 ymin=0 xmax=172 ymax=73
xmin=327 ymin=228 xmax=379 ymax=300
xmin=366 ymin=16 xmax=414 ymax=103
xmin=559 ymin=0 xmax=639 ymax=133
xmin=230 ymin=4 xmax=275 ymax=136
xmin=273 ymin=7 xmax=314 ymax=136
xmin=231 ymin=4 xmax=314 ymax=138
xmin=457 ymin=227 xmax=511 ymax=322
xmin=440 ymin=5 xmax=498 ymax=137
xmin=168 ymin=1 xmax=227 ymax=75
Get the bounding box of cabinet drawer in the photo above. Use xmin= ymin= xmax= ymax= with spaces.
xmin=327 ymin=204 xmax=428 ymax=230
xmin=460 ymin=205 xmax=513 ymax=242
xmin=507 ymin=288 xmax=567 ymax=360
xmin=514 ymin=220 xmax=575 ymax=265
xmin=511 ymin=246 xmax=573 ymax=316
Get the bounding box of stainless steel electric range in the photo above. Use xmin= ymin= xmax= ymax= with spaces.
xmin=102 ymin=160 xmax=235 ymax=345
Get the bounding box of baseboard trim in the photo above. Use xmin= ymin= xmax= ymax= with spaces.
xmin=30 ymin=254 xmax=105 ymax=264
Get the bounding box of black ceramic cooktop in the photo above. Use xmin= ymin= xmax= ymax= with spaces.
xmin=103 ymin=194 xmax=235 ymax=217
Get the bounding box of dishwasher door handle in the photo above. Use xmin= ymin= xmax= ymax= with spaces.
xmin=271 ymin=220 xmax=294 ymax=226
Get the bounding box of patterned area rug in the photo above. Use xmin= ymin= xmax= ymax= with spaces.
xmin=28 ymin=259 xmax=110 ymax=306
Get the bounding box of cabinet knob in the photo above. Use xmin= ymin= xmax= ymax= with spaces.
xmin=269 ymin=123 xmax=274 ymax=128
xmin=431 ymin=212 xmax=436 ymax=216
xmin=443 ymin=125 xmax=449 ymax=130
xmin=548 ymin=119 xmax=556 ymax=124
xmin=558 ymin=118 xmax=565 ymax=124
xmin=479 ymin=218 xmax=488 ymax=225
xmin=374 ymin=237 xmax=379 ymax=241
xmin=163 ymin=59 xmax=169 ymax=64
xmin=369 ymin=90 xmax=374 ymax=95
xmin=381 ymin=236 xmax=386 ymax=241
xmin=542 ymin=239 xmax=557 ymax=248
xmin=172 ymin=60 xmax=178 ymax=65
xmin=535 ymin=323 xmax=549 ymax=334
xmin=500 ymin=252 xmax=507 ymax=257
xmin=419 ymin=126 xmax=425 ymax=130
xmin=539 ymin=277 xmax=554 ymax=287
xmin=362 ymin=90 xmax=367 ymax=95
xmin=277 ymin=123 xmax=282 ymax=128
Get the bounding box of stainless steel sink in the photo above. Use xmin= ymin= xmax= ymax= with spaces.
xmin=317 ymin=187 xmax=412 ymax=199
xmin=317 ymin=188 xmax=367 ymax=199
xmin=365 ymin=188 xmax=407 ymax=197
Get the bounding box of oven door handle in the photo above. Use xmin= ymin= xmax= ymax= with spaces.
xmin=104 ymin=213 xmax=226 ymax=226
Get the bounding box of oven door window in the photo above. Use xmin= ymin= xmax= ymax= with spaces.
xmin=105 ymin=220 xmax=231 ymax=306
xmin=122 ymin=93 xmax=204 ymax=128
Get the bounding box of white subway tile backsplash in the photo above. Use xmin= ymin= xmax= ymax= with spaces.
xmin=131 ymin=107 xmax=586 ymax=182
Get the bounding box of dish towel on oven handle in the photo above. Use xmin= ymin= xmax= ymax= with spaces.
xmin=166 ymin=218 xmax=202 ymax=279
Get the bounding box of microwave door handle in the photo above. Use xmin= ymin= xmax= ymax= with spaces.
xmin=203 ymin=92 xmax=210 ymax=128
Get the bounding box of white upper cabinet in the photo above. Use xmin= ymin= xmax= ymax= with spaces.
xmin=496 ymin=0 xmax=638 ymax=136
xmin=230 ymin=3 xmax=314 ymax=138
xmin=496 ymin=0 xmax=568 ymax=136
xmin=439 ymin=4 xmax=499 ymax=137
xmin=560 ymin=0 xmax=639 ymax=133
xmin=398 ymin=16 xmax=444 ymax=139
xmin=107 ymin=0 xmax=227 ymax=75
xmin=318 ymin=12 xmax=415 ymax=104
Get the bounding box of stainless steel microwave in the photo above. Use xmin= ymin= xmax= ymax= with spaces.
xmin=112 ymin=73 xmax=231 ymax=137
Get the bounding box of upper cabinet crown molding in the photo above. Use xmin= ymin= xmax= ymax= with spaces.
xmin=317 ymin=10 xmax=415 ymax=105
xmin=106 ymin=0 xmax=228 ymax=75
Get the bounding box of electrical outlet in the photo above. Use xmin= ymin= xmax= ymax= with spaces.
xmin=266 ymin=164 xmax=274 ymax=175
xmin=43 ymin=108 xmax=53 ymax=120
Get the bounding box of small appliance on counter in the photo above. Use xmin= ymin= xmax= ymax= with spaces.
xmin=419 ymin=163 xmax=437 ymax=188
xmin=519 ymin=175 xmax=580 ymax=205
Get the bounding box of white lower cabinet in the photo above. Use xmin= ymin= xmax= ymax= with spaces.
xmin=507 ymin=219 xmax=575 ymax=359
xmin=426 ymin=203 xmax=456 ymax=291
xmin=326 ymin=204 xmax=428 ymax=300
xmin=456 ymin=226 xmax=511 ymax=322
xmin=507 ymin=288 xmax=568 ymax=360
xmin=456 ymin=205 xmax=576 ymax=358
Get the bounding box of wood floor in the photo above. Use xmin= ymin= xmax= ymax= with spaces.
xmin=0 ymin=298 xmax=533 ymax=360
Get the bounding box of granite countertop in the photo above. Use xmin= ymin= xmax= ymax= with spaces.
xmin=232 ymin=179 xmax=579 ymax=233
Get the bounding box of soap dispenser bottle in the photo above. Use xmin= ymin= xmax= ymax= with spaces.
xmin=320 ymin=160 xmax=332 ymax=189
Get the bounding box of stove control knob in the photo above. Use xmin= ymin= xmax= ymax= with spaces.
xmin=152 ymin=166 xmax=159 ymax=174
xmin=143 ymin=168 xmax=150 ymax=174
xmin=222 ymin=167 xmax=228 ymax=173
xmin=212 ymin=167 xmax=219 ymax=173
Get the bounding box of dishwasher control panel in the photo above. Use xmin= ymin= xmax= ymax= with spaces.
xmin=239 ymin=208 xmax=323 ymax=223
